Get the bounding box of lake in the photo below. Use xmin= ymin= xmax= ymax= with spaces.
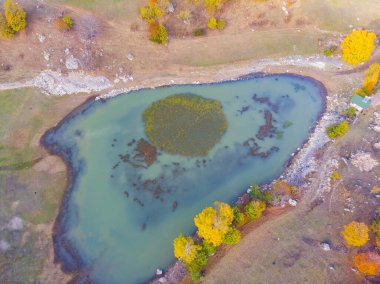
xmin=43 ymin=74 xmax=325 ymax=284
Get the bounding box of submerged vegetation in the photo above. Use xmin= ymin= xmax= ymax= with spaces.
xmin=143 ymin=94 xmax=228 ymax=156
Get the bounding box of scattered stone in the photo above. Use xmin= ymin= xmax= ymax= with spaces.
xmin=320 ymin=242 xmax=331 ymax=251
xmin=37 ymin=34 xmax=45 ymax=43
xmin=374 ymin=142 xmax=380 ymax=150
xmin=0 ymin=240 xmax=10 ymax=251
xmin=156 ymin=269 xmax=163 ymax=275
xmin=158 ymin=277 xmax=167 ymax=283
xmin=288 ymin=198 xmax=297 ymax=206
xmin=7 ymin=216 xmax=23 ymax=231
xmin=65 ymin=54 xmax=80 ymax=70
xmin=328 ymin=264 xmax=335 ymax=271
xmin=168 ymin=3 xmax=175 ymax=13
xmin=350 ymin=152 xmax=379 ymax=172
xmin=127 ymin=53 xmax=135 ymax=61
xmin=42 ymin=51 xmax=50 ymax=61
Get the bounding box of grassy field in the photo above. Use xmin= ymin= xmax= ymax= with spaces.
xmin=0 ymin=88 xmax=90 ymax=283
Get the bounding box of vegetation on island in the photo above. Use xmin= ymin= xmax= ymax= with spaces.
xmin=0 ymin=0 xmax=26 ymax=39
xmin=343 ymin=107 xmax=356 ymax=120
xmin=341 ymin=30 xmax=376 ymax=65
xmin=142 ymin=94 xmax=227 ymax=156
xmin=326 ymin=120 xmax=349 ymax=139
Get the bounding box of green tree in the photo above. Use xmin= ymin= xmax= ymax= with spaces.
xmin=326 ymin=121 xmax=349 ymax=139
xmin=223 ymin=227 xmax=241 ymax=245
xmin=244 ymin=200 xmax=266 ymax=221
xmin=4 ymin=0 xmax=26 ymax=32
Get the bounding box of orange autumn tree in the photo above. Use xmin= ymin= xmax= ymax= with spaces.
xmin=194 ymin=201 xmax=233 ymax=246
xmin=354 ymin=252 xmax=380 ymax=276
xmin=355 ymin=63 xmax=380 ymax=97
xmin=341 ymin=30 xmax=376 ymax=65
xmin=341 ymin=221 xmax=369 ymax=247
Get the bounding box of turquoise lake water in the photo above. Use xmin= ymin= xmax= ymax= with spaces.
xmin=43 ymin=74 xmax=325 ymax=284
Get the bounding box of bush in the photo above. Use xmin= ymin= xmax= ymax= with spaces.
xmin=193 ymin=28 xmax=205 ymax=37
xmin=0 ymin=13 xmax=14 ymax=39
xmin=149 ymin=22 xmax=168 ymax=44
xmin=354 ymin=252 xmax=380 ymax=276
xmin=341 ymin=30 xmax=376 ymax=65
xmin=223 ymin=227 xmax=241 ymax=245
xmin=185 ymin=250 xmax=208 ymax=282
xmin=207 ymin=17 xmax=225 ymax=30
xmin=323 ymin=46 xmax=336 ymax=57
xmin=343 ymin=107 xmax=356 ymax=119
xmin=54 ymin=16 xmax=74 ymax=31
xmin=326 ymin=120 xmax=349 ymax=139
xmin=4 ymin=0 xmax=26 ymax=32
xmin=330 ymin=171 xmax=342 ymax=182
xmin=201 ymin=241 xmax=216 ymax=255
xmin=341 ymin=221 xmax=369 ymax=247
xmin=244 ymin=200 xmax=266 ymax=221
xmin=232 ymin=205 xmax=245 ymax=226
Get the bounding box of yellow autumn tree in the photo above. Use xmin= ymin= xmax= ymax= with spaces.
xmin=3 ymin=0 xmax=26 ymax=32
xmin=194 ymin=201 xmax=233 ymax=246
xmin=341 ymin=221 xmax=369 ymax=247
xmin=341 ymin=30 xmax=376 ymax=65
xmin=354 ymin=252 xmax=380 ymax=276
xmin=173 ymin=233 xmax=201 ymax=263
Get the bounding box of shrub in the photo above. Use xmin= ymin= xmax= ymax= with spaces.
xmin=3 ymin=0 xmax=26 ymax=32
xmin=341 ymin=30 xmax=376 ymax=65
xmin=140 ymin=0 xmax=163 ymax=24
xmin=272 ymin=180 xmax=297 ymax=197
xmin=193 ymin=28 xmax=205 ymax=37
xmin=54 ymin=16 xmax=74 ymax=31
xmin=232 ymin=205 xmax=245 ymax=226
xmin=223 ymin=227 xmax=241 ymax=245
xmin=326 ymin=121 xmax=349 ymax=139
xmin=362 ymin=63 xmax=380 ymax=95
xmin=207 ymin=17 xmax=225 ymax=30
xmin=330 ymin=171 xmax=342 ymax=182
xmin=201 ymin=241 xmax=216 ymax=255
xmin=185 ymin=249 xmax=208 ymax=282
xmin=343 ymin=107 xmax=356 ymax=119
xmin=341 ymin=221 xmax=369 ymax=247
xmin=354 ymin=252 xmax=380 ymax=276
xmin=149 ymin=22 xmax=168 ymax=44
xmin=244 ymin=200 xmax=266 ymax=221
xmin=323 ymin=46 xmax=336 ymax=57
xmin=371 ymin=217 xmax=380 ymax=249
xmin=0 ymin=13 xmax=15 ymax=39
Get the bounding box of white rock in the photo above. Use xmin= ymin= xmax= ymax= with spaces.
xmin=320 ymin=242 xmax=331 ymax=251
xmin=158 ymin=277 xmax=167 ymax=283
xmin=7 ymin=216 xmax=23 ymax=231
xmin=42 ymin=51 xmax=50 ymax=61
xmin=37 ymin=34 xmax=45 ymax=43
xmin=0 ymin=240 xmax=10 ymax=251
xmin=127 ymin=53 xmax=135 ymax=61
xmin=65 ymin=54 xmax=79 ymax=70
xmin=156 ymin=268 xmax=163 ymax=275
xmin=288 ymin=199 xmax=297 ymax=206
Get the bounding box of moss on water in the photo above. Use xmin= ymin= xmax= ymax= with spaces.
xmin=142 ymin=94 xmax=228 ymax=156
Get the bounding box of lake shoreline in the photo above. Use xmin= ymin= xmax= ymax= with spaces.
xmin=40 ymin=72 xmax=329 ymax=283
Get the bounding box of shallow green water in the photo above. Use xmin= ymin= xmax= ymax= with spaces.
xmin=44 ymin=74 xmax=325 ymax=283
